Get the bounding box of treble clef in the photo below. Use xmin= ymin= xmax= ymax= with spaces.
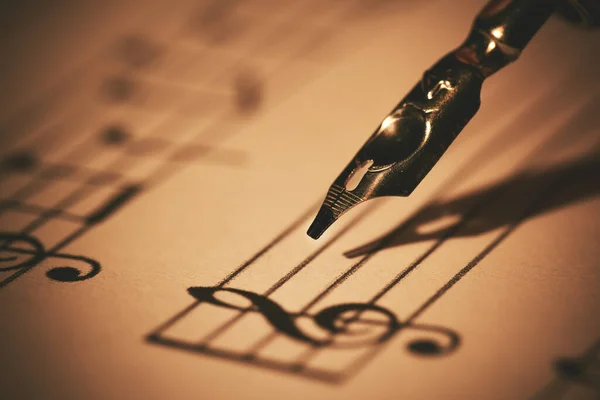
xmin=0 ymin=232 xmax=101 ymax=285
xmin=188 ymin=286 xmax=460 ymax=355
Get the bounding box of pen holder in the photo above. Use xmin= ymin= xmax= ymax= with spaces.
xmin=557 ymin=0 xmax=600 ymax=27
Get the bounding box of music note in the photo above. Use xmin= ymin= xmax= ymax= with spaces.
xmin=115 ymin=35 xmax=162 ymax=69
xmin=188 ymin=0 xmax=241 ymax=44
xmin=100 ymin=125 xmax=131 ymax=146
xmin=233 ymin=69 xmax=264 ymax=115
xmin=1 ymin=151 xmax=38 ymax=172
xmin=101 ymin=75 xmax=136 ymax=103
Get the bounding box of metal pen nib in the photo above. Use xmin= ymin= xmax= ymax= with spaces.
xmin=307 ymin=0 xmax=560 ymax=239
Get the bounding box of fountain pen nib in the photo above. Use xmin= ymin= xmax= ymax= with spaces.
xmin=307 ymin=206 xmax=335 ymax=239
xmin=307 ymin=180 xmax=367 ymax=239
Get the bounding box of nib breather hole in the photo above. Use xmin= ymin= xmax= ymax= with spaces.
xmin=345 ymin=160 xmax=373 ymax=191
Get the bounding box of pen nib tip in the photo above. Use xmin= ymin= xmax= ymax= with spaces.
xmin=307 ymin=206 xmax=336 ymax=239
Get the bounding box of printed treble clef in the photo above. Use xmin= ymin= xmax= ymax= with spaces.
xmin=188 ymin=286 xmax=460 ymax=354
xmin=0 ymin=232 xmax=101 ymax=284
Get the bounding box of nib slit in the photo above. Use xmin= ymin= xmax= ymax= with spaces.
xmin=306 ymin=206 xmax=336 ymax=239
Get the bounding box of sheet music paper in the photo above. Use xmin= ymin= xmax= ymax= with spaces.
xmin=1 ymin=1 xmax=599 ymax=399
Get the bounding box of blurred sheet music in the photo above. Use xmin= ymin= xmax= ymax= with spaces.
xmin=0 ymin=1 xmax=599 ymax=399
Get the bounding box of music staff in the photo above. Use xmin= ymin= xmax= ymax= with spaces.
xmin=0 ymin=0 xmax=383 ymax=290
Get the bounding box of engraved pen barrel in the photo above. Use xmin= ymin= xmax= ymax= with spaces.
xmin=459 ymin=0 xmax=559 ymax=76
